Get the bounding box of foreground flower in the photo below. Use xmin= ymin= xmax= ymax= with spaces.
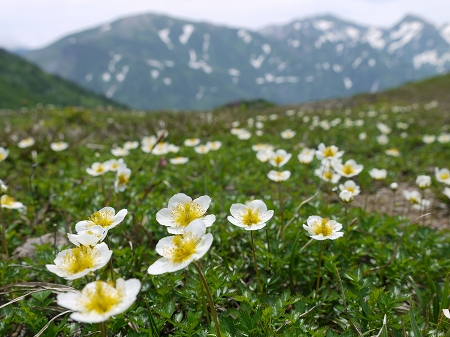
xmin=148 ymin=220 xmax=213 ymax=274
xmin=46 ymin=243 xmax=112 ymax=280
xmin=443 ymin=187 xmax=450 ymax=199
xmin=339 ymin=180 xmax=361 ymax=197
xmin=369 ymin=168 xmax=387 ymax=180
xmin=315 ymin=143 xmax=344 ymax=161
xmin=333 ymin=159 xmax=363 ymax=178
xmin=57 ymin=278 xmax=141 ymax=323
xmin=303 ymin=216 xmax=344 ymax=240
xmin=227 ymin=200 xmax=274 ymax=230
xmin=86 ymin=162 xmax=110 ymax=176
xmin=1 ymin=195 xmax=24 ymax=209
xmin=18 ymin=137 xmax=35 ymax=148
xmin=403 ymin=190 xmax=430 ymax=210
xmin=314 ymin=166 xmax=341 ymax=183
xmin=50 ymin=141 xmax=69 ymax=152
xmin=0 ymin=147 xmax=9 ymax=162
xmin=269 ymin=149 xmax=292 ymax=168
xmin=75 ymin=207 xmax=128 ymax=232
xmin=115 ymin=168 xmax=131 ymax=193
xmin=267 ymin=170 xmax=291 ymax=182
xmin=156 ymin=193 xmax=216 ymax=234
xmin=435 ymin=167 xmax=450 ymax=185
xmin=67 ymin=226 xmax=107 ymax=247
xmin=298 ymin=148 xmax=315 ymax=164
xmin=416 ymin=175 xmax=431 ymax=189
xmin=339 ymin=190 xmax=354 ymax=203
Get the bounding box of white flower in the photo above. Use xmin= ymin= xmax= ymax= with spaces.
xmin=280 ymin=129 xmax=296 ymax=139
xmin=315 ymin=143 xmax=344 ymax=161
xmin=86 ymin=162 xmax=110 ymax=176
xmin=170 ymin=156 xmax=189 ymax=165
xmin=298 ymin=148 xmax=315 ymax=164
xmin=339 ymin=190 xmax=354 ymax=203
xmin=0 ymin=147 xmax=9 ymax=162
xmin=267 ymin=170 xmax=291 ymax=182
xmin=303 ymin=216 xmax=344 ymax=240
xmin=338 ymin=180 xmax=360 ymax=197
xmin=403 ymin=190 xmax=430 ymax=210
xmin=0 ymin=180 xmax=7 ymax=193
xmin=269 ymin=149 xmax=292 ymax=168
xmin=184 ymin=138 xmax=201 ymax=147
xmin=333 ymin=159 xmax=363 ymax=178
xmin=256 ymin=149 xmax=274 ymax=163
xmin=148 ymin=220 xmax=213 ymax=275
xmin=443 ymin=309 xmax=450 ymax=319
xmin=443 ymin=187 xmax=450 ymax=199
xmin=18 ymin=137 xmax=35 ymax=148
xmin=141 ymin=136 xmax=157 ymax=148
xmin=50 ymin=141 xmax=69 ymax=152
xmin=255 ymin=130 xmax=264 ymax=136
xmin=123 ymin=141 xmax=139 ymax=150
xmin=115 ymin=167 xmax=131 ymax=193
xmin=156 ymin=193 xmax=216 ymax=234
xmin=46 ymin=242 xmax=112 ymax=280
xmin=206 ymin=141 xmax=222 ymax=151
xmin=67 ymin=226 xmax=107 ymax=247
xmin=435 ymin=167 xmax=450 ymax=185
xmin=57 ymin=278 xmax=140 ymax=323
xmin=104 ymin=158 xmax=126 ymax=172
xmin=422 ymin=135 xmax=436 ymax=144
xmin=168 ymin=144 xmax=180 ymax=153
xmin=376 ymin=134 xmax=389 ymax=145
xmin=194 ymin=144 xmax=210 ymax=154
xmin=314 ymin=166 xmax=341 ymax=183
xmin=252 ymin=143 xmax=273 ymax=152
xmin=75 ymin=207 xmax=128 ymax=232
xmin=376 ymin=123 xmax=391 ymax=134
xmin=358 ymin=132 xmax=367 ymax=140
xmin=390 ymin=182 xmax=399 ymax=191
xmin=1 ymin=195 xmax=24 ymax=209
xmin=111 ymin=147 xmax=129 ymax=157
xmin=236 ymin=129 xmax=252 ymax=140
xmin=152 ymin=143 xmax=170 ymax=155
xmin=416 ymin=175 xmax=431 ymax=189
xmin=369 ymin=168 xmax=387 ymax=180
xmin=385 ymin=148 xmax=401 ymax=157
xmin=227 ymin=200 xmax=274 ymax=230
xmin=437 ymin=133 xmax=450 ymax=144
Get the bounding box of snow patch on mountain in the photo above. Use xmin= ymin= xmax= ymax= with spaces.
xmin=158 ymin=28 xmax=173 ymax=49
xmin=237 ymin=30 xmax=252 ymax=44
xmin=313 ymin=20 xmax=334 ymax=31
xmin=179 ymin=24 xmax=194 ymax=45
xmin=188 ymin=49 xmax=212 ymax=73
xmin=439 ymin=23 xmax=450 ymax=44
xmin=413 ymin=50 xmax=450 ymax=70
xmin=388 ymin=21 xmax=423 ymax=53
xmin=250 ymin=54 xmax=265 ymax=69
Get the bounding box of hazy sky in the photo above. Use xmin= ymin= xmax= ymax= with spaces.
xmin=1 ymin=0 xmax=449 ymax=49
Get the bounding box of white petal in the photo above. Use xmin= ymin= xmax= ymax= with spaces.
xmin=202 ymin=214 xmax=216 ymax=226
xmin=230 ymin=203 xmax=246 ymax=218
xmin=56 ymin=292 xmax=81 ymax=311
xmin=155 ymin=236 xmax=176 ymax=257
xmin=248 ymin=200 xmax=267 ymax=213
xmin=185 ymin=219 xmax=206 ymax=237
xmin=193 ymin=195 xmax=211 ymax=210
xmin=193 ymin=233 xmax=213 ymax=259
xmin=156 ymin=208 xmax=173 ymax=226
xmin=75 ymin=220 xmax=90 ymax=232
xmin=168 ymin=193 xmax=191 ymax=209
xmin=112 ymin=208 xmax=128 ymax=226
xmin=261 ymin=210 xmax=274 ymax=222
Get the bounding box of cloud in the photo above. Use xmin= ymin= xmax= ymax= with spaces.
xmin=0 ymin=0 xmax=448 ymax=49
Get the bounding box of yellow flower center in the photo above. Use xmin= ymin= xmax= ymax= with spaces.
xmin=346 ymin=187 xmax=355 ymax=193
xmin=323 ymin=147 xmax=336 ymax=158
xmin=61 ymin=246 xmax=96 ymax=274
xmin=313 ymin=218 xmax=332 ymax=237
xmin=169 ymin=234 xmax=199 ymax=263
xmin=342 ymin=164 xmax=355 ymax=175
xmin=88 ymin=210 xmax=114 ymax=228
xmin=1 ymin=195 xmax=16 ymax=207
xmin=241 ymin=208 xmax=261 ymax=226
xmin=171 ymin=202 xmax=206 ymax=227
xmin=324 ymin=170 xmax=333 ymax=180
xmin=95 ymin=164 xmax=106 ymax=173
xmin=82 ymin=281 xmax=120 ymax=314
xmin=0 ymin=153 xmax=4 ymax=160
xmin=273 ymin=155 xmax=284 ymax=166
xmin=440 ymin=173 xmax=450 ymax=180
xmin=117 ymin=173 xmax=129 ymax=185
xmin=408 ymin=197 xmax=420 ymax=205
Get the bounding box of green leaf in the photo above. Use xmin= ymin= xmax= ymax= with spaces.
xmin=30 ymin=290 xmax=52 ymax=303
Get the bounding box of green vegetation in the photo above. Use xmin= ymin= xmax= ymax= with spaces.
xmin=0 ymin=49 xmax=124 ymax=109
xmin=0 ymin=74 xmax=450 ymax=336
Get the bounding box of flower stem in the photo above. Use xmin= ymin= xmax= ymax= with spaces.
xmin=0 ymin=204 xmax=8 ymax=259
xmin=105 ymin=235 xmax=115 ymax=283
xmin=99 ymin=321 xmax=107 ymax=337
xmin=345 ymin=203 xmax=349 ymax=240
xmin=199 ymin=277 xmax=211 ymax=325
xmin=265 ymin=228 xmax=271 ymax=266
xmin=193 ymin=262 xmax=222 ymax=337
xmin=250 ymin=231 xmax=263 ymax=294
xmin=315 ymin=242 xmax=323 ymax=296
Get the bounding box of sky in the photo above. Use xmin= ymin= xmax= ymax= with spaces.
xmin=1 ymin=0 xmax=449 ymax=50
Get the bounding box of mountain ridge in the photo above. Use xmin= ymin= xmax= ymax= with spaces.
xmin=21 ymin=12 xmax=450 ymax=110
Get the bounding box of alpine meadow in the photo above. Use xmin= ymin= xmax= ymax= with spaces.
xmin=1 ymin=72 xmax=450 ymax=336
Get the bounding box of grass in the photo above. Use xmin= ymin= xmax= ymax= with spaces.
xmin=0 ymin=84 xmax=450 ymax=336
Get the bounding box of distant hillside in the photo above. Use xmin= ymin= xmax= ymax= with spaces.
xmin=22 ymin=13 xmax=450 ymax=110
xmin=0 ymin=48 xmax=124 ymax=109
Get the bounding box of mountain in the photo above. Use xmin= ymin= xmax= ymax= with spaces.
xmin=0 ymin=48 xmax=124 ymax=109
xmin=22 ymin=13 xmax=450 ymax=111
